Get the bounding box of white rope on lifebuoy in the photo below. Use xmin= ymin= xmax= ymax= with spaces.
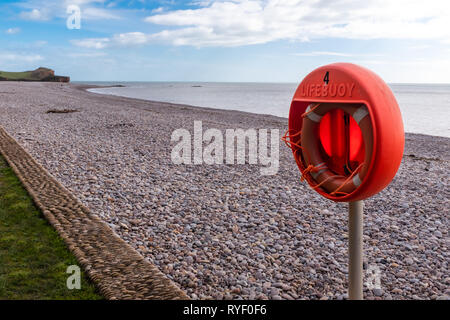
xmin=305 ymin=104 xmax=323 ymax=123
xmin=353 ymin=173 xmax=362 ymax=187
xmin=310 ymin=162 xmax=328 ymax=179
xmin=299 ymin=103 xmax=374 ymax=196
xmin=352 ymin=105 xmax=369 ymax=124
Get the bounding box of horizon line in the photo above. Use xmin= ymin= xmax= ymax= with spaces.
xmin=72 ymin=80 xmax=450 ymax=85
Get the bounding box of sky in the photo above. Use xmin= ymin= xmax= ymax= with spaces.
xmin=1 ymin=0 xmax=450 ymax=83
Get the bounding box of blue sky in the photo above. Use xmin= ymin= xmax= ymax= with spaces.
xmin=1 ymin=0 xmax=450 ymax=82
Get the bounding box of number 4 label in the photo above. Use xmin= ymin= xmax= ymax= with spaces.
xmin=323 ymin=71 xmax=330 ymax=85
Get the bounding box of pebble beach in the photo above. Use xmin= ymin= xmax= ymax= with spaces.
xmin=0 ymin=81 xmax=448 ymax=300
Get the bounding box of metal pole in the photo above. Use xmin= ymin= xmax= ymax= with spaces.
xmin=348 ymin=200 xmax=363 ymax=300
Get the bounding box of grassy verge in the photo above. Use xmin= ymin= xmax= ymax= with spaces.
xmin=0 ymin=156 xmax=102 ymax=299
xmin=0 ymin=71 xmax=32 ymax=80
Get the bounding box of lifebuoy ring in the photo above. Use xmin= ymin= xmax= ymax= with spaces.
xmin=300 ymin=103 xmax=373 ymax=196
xmin=287 ymin=63 xmax=404 ymax=201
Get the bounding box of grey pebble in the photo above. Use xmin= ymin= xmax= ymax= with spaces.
xmin=2 ymin=82 xmax=447 ymax=300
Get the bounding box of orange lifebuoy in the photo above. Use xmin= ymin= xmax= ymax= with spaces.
xmin=287 ymin=63 xmax=404 ymax=202
xmin=300 ymin=103 xmax=373 ymax=195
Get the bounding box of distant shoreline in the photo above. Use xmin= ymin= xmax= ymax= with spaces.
xmin=72 ymin=81 xmax=450 ymax=85
xmin=80 ymin=82 xmax=450 ymax=139
xmin=73 ymin=83 xmax=126 ymax=91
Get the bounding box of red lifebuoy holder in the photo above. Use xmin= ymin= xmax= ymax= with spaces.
xmin=286 ymin=63 xmax=404 ymax=202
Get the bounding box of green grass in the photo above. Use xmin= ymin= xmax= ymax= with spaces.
xmin=0 ymin=71 xmax=33 ymax=80
xmin=0 ymin=157 xmax=102 ymax=299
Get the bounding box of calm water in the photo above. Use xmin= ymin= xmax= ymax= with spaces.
xmin=85 ymin=82 xmax=450 ymax=138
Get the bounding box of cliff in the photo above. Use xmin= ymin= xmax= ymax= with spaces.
xmin=0 ymin=67 xmax=70 ymax=83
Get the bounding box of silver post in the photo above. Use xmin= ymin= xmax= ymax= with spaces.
xmin=348 ymin=200 xmax=364 ymax=300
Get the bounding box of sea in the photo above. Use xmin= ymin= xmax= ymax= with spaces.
xmin=83 ymin=82 xmax=450 ymax=138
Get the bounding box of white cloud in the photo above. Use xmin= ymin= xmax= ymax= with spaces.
xmin=20 ymin=8 xmax=49 ymax=21
xmin=83 ymin=7 xmax=122 ymax=20
xmin=71 ymin=38 xmax=111 ymax=49
xmin=6 ymin=28 xmax=21 ymax=34
xmin=17 ymin=0 xmax=121 ymax=21
xmin=68 ymin=52 xmax=107 ymax=57
xmin=63 ymin=0 xmax=106 ymax=5
xmin=70 ymin=0 xmax=450 ymax=49
xmin=0 ymin=52 xmax=44 ymax=62
xmin=408 ymin=45 xmax=431 ymax=50
xmin=293 ymin=51 xmax=355 ymax=57
xmin=293 ymin=51 xmax=384 ymax=58
xmin=141 ymin=0 xmax=450 ymax=47
xmin=72 ymin=32 xmax=149 ymax=48
xmin=33 ymin=40 xmax=48 ymax=47
xmin=152 ymin=7 xmax=164 ymax=14
xmin=113 ymin=32 xmax=148 ymax=45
